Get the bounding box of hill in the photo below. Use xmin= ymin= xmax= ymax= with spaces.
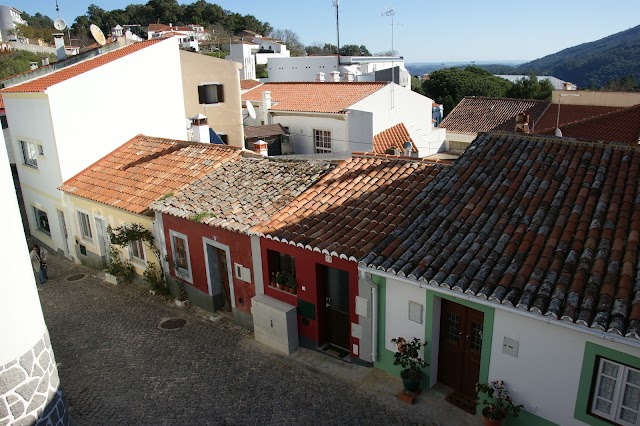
xmin=515 ymin=24 xmax=640 ymax=88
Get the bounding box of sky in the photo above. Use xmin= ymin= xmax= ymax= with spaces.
xmin=20 ymin=1 xmax=640 ymax=64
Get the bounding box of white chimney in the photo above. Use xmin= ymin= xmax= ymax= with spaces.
xmin=190 ymin=113 xmax=210 ymax=143
xmin=315 ymin=72 xmax=325 ymax=82
xmin=403 ymin=141 xmax=412 ymax=157
xmin=53 ymin=33 xmax=66 ymax=61
xmin=29 ymin=62 xmax=38 ymax=70
xmin=41 ymin=57 xmax=49 ymax=66
xmin=261 ymin=90 xmax=272 ymax=125
xmin=345 ymin=72 xmax=354 ymax=82
xmin=253 ymin=139 xmax=268 ymax=156
xmin=329 ymin=71 xmax=340 ymax=82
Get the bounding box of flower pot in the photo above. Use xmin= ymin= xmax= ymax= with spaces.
xmin=290 ymin=286 xmax=297 ymax=295
xmin=276 ymin=283 xmax=284 ymax=290
xmin=401 ymin=378 xmax=420 ymax=393
xmin=482 ymin=407 xmax=506 ymax=426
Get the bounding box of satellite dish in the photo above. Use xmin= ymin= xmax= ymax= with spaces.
xmin=54 ymin=18 xmax=67 ymax=31
xmin=246 ymin=100 xmax=257 ymax=119
xmin=90 ymin=24 xmax=106 ymax=46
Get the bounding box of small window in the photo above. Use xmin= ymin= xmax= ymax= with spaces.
xmin=220 ymin=134 xmax=229 ymax=144
xmin=20 ymin=140 xmax=38 ymax=167
xmin=38 ymin=144 xmax=44 ymax=155
xmin=129 ymin=239 xmax=145 ymax=262
xmin=1 ymin=115 xmax=8 ymax=129
xmin=33 ymin=207 xmax=50 ymax=235
xmin=591 ymin=357 xmax=640 ymax=424
xmin=198 ymin=83 xmax=224 ymax=104
xmin=169 ymin=230 xmax=192 ymax=283
xmin=77 ymin=211 xmax=92 ymax=239
xmin=314 ymin=130 xmax=332 ymax=153
xmin=267 ymin=249 xmax=295 ymax=282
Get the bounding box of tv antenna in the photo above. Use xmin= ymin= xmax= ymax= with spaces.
xmin=332 ymin=0 xmax=340 ymax=55
xmin=382 ymin=8 xmax=397 ymax=109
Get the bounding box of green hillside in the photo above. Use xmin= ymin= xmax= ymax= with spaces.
xmin=516 ymin=25 xmax=640 ymax=88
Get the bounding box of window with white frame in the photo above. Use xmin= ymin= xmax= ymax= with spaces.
xmin=77 ymin=211 xmax=92 ymax=239
xmin=314 ymin=130 xmax=332 ymax=153
xmin=591 ymin=357 xmax=640 ymax=425
xmin=33 ymin=207 xmax=50 ymax=235
xmin=129 ymin=239 xmax=145 ymax=263
xmin=20 ymin=140 xmax=38 ymax=167
xmin=169 ymin=230 xmax=192 ymax=283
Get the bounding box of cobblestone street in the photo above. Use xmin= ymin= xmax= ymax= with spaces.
xmin=38 ymin=255 xmax=462 ymax=425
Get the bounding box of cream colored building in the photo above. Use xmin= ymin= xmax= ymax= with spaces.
xmin=180 ymin=50 xmax=244 ymax=148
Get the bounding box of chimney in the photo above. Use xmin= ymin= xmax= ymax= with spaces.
xmin=253 ymin=139 xmax=268 ymax=156
xmin=315 ymin=72 xmax=325 ymax=82
xmin=261 ymin=90 xmax=272 ymax=125
xmin=29 ymin=61 xmax=38 ymax=70
xmin=53 ymin=33 xmax=66 ymax=61
xmin=403 ymin=141 xmax=413 ymax=157
xmin=190 ymin=113 xmax=210 ymax=143
xmin=329 ymin=71 xmax=341 ymax=82
xmin=345 ymin=72 xmax=354 ymax=82
xmin=515 ymin=113 xmax=530 ymax=133
xmin=41 ymin=57 xmax=49 ymax=66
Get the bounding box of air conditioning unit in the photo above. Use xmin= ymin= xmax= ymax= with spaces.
xmin=252 ymin=294 xmax=298 ymax=354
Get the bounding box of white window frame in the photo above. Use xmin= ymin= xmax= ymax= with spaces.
xmin=77 ymin=210 xmax=93 ymax=240
xmin=128 ymin=238 xmax=146 ymax=264
xmin=591 ymin=358 xmax=640 ymax=425
xmin=20 ymin=140 xmax=38 ymax=167
xmin=169 ymin=230 xmax=192 ymax=283
xmin=33 ymin=207 xmax=50 ymax=235
xmin=314 ymin=129 xmax=332 ymax=153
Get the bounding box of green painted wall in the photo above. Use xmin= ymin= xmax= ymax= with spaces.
xmin=574 ymin=341 xmax=640 ymax=425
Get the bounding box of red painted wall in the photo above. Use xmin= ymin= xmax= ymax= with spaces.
xmin=260 ymin=238 xmax=360 ymax=358
xmin=162 ymin=214 xmax=255 ymax=313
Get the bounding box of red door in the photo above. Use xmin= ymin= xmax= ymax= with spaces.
xmin=438 ymin=299 xmax=484 ymax=397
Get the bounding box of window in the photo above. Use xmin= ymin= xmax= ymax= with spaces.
xmin=77 ymin=211 xmax=92 ymax=239
xmin=591 ymin=358 xmax=640 ymax=425
xmin=33 ymin=207 xmax=50 ymax=235
xmin=169 ymin=230 xmax=192 ymax=283
xmin=1 ymin=115 xmax=7 ymax=129
xmin=21 ymin=140 xmax=38 ymax=167
xmin=267 ymin=249 xmax=296 ymax=281
xmin=314 ymin=130 xmax=332 ymax=153
xmin=198 ymin=83 xmax=224 ymax=104
xmin=129 ymin=239 xmax=145 ymax=262
xmin=220 ymin=134 xmax=229 ymax=144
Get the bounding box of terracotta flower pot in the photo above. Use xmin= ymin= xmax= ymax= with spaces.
xmin=481 ymin=407 xmax=506 ymax=426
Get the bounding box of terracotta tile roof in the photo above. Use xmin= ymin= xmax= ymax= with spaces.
xmin=253 ymin=154 xmax=448 ymax=261
xmin=241 ymin=82 xmax=387 ymax=114
xmin=59 ymin=135 xmax=242 ymax=215
xmin=244 ymin=124 xmax=288 ymax=140
xmin=241 ymin=79 xmax=262 ymax=91
xmin=362 ymin=132 xmax=640 ymax=340
xmin=534 ymin=104 xmax=624 ymax=133
xmin=151 ymin=158 xmax=331 ymax=233
xmin=373 ymin=123 xmax=417 ymax=154
xmin=438 ymin=97 xmax=549 ymax=134
xmin=1 ymin=39 xmax=165 ymax=93
xmin=537 ymin=104 xmax=640 ymax=145
xmin=148 ymin=24 xmax=196 ymax=33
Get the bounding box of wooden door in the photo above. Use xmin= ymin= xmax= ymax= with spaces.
xmin=216 ymin=247 xmax=232 ymax=309
xmin=206 ymin=244 xmax=231 ymax=311
xmin=438 ymin=299 xmax=484 ymax=397
xmin=319 ymin=265 xmax=350 ymax=350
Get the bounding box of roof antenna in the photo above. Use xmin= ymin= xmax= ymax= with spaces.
xmin=332 ymin=0 xmax=340 ymax=56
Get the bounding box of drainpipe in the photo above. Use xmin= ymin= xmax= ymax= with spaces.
xmin=360 ymin=270 xmax=379 ymax=362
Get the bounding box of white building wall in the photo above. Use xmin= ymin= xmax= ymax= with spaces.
xmin=46 ymin=37 xmax=186 ymax=180
xmin=491 ymin=309 xmax=640 ymax=425
xmin=2 ymin=117 xmax=14 ymax=164
xmin=270 ymin=113 xmax=347 ymax=155
xmin=268 ymin=56 xmax=339 ymax=82
xmin=384 ymin=277 xmax=427 ymax=355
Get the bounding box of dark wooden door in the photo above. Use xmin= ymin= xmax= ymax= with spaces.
xmin=206 ymin=244 xmax=231 ymax=311
xmin=216 ymin=247 xmax=231 ymax=310
xmin=320 ymin=265 xmax=350 ymax=350
xmin=438 ymin=300 xmax=484 ymax=397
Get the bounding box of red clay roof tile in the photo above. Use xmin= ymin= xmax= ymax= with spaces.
xmin=373 ymin=123 xmax=417 ymax=154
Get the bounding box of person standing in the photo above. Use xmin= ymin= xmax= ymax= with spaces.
xmin=30 ymin=244 xmax=49 ymax=284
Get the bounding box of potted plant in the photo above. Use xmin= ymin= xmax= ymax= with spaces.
xmin=274 ymin=272 xmax=286 ymax=290
xmin=390 ymin=336 xmax=428 ymax=392
xmin=476 ymin=380 xmax=524 ymax=426
xmin=286 ymin=273 xmax=297 ymax=295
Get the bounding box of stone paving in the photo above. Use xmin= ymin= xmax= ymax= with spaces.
xmin=38 ymin=254 xmax=476 ymax=425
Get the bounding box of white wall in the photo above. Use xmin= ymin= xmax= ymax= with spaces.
xmin=268 ymin=56 xmax=339 ymax=82
xmin=345 ymin=109 xmax=374 ymax=153
xmin=384 ymin=277 xmax=426 ymax=355
xmin=491 ymin=309 xmax=640 ymax=425
xmin=270 ymin=112 xmax=347 ymax=154
xmin=0 ymin=129 xmax=46 ymax=365
xmin=47 ymin=37 xmax=186 ymax=180
xmin=2 ymin=115 xmax=14 ymax=163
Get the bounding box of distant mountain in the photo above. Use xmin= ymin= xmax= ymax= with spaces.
xmin=406 ymin=61 xmax=525 ymax=77
xmin=514 ymin=25 xmax=640 ymax=88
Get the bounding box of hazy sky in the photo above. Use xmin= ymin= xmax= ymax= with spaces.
xmin=21 ymin=1 xmax=640 ymax=63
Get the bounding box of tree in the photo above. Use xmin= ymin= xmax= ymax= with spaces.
xmin=601 ymin=75 xmax=640 ymax=91
xmin=411 ymin=76 xmax=424 ymax=95
xmin=505 ymin=74 xmax=553 ymax=100
xmin=422 ymin=66 xmax=512 ymax=116
xmin=269 ymin=28 xmax=305 ymax=56
xmin=339 ymin=44 xmax=371 ymax=56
